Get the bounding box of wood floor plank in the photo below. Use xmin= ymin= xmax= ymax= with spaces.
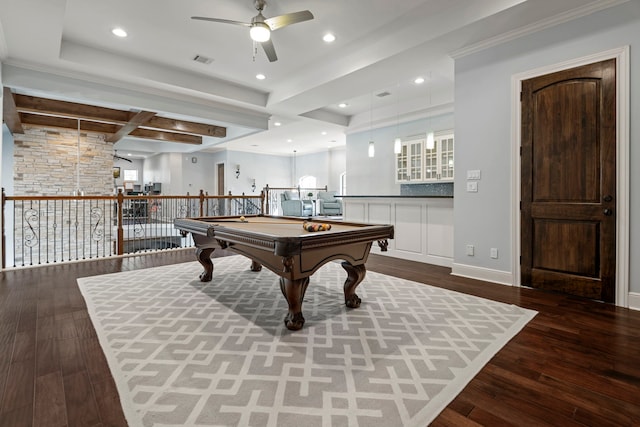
xmin=92 ymin=376 xmax=128 ymax=427
xmin=0 ymin=405 xmax=32 ymax=427
xmin=430 ymin=407 xmax=483 ymax=427
xmin=36 ymin=338 xmax=60 ymax=377
xmin=63 ymin=371 xmax=101 ymax=427
xmin=58 ymin=337 xmax=86 ymax=377
xmin=1 ymin=360 xmax=34 ymax=417
xmin=34 ymin=372 xmax=67 ymax=427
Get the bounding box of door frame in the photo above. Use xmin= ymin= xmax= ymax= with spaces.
xmin=510 ymin=46 xmax=630 ymax=307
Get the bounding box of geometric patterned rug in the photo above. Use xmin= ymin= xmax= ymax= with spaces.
xmin=77 ymin=255 xmax=536 ymax=427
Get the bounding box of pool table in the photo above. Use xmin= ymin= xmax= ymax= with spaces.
xmin=174 ymin=215 xmax=394 ymax=330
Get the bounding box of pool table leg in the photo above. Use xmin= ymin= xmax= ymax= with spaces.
xmin=342 ymin=262 xmax=365 ymax=308
xmin=250 ymin=260 xmax=262 ymax=271
xmin=279 ymin=277 xmax=310 ymax=331
xmin=196 ymin=247 xmax=215 ymax=282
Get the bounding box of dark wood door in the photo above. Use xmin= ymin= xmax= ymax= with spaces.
xmin=521 ymin=59 xmax=616 ymax=302
xmin=217 ymin=163 xmax=225 ymax=195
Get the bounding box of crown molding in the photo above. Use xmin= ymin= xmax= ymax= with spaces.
xmin=450 ymin=0 xmax=629 ymax=59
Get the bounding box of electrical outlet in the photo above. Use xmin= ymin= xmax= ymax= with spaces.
xmin=490 ymin=248 xmax=498 ymax=259
xmin=466 ymin=245 xmax=474 ymax=256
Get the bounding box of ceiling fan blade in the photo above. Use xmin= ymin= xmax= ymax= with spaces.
xmin=264 ymin=10 xmax=314 ymax=31
xmin=261 ymin=39 xmax=278 ymax=62
xmin=191 ymin=16 xmax=252 ymax=27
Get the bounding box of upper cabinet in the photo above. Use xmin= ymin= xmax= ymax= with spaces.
xmin=396 ymin=132 xmax=454 ymax=183
xmin=396 ymin=138 xmax=424 ymax=181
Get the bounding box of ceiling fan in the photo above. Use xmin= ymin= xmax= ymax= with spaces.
xmin=191 ymin=0 xmax=314 ymax=62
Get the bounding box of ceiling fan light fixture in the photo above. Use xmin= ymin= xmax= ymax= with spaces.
xmin=250 ymin=23 xmax=271 ymax=42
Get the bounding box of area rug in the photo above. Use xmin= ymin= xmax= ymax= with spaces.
xmin=77 ymin=256 xmax=536 ymax=427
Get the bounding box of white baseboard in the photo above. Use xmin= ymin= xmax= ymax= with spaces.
xmin=451 ymin=263 xmax=514 ymax=286
xmin=452 ymin=264 xmax=640 ymax=311
xmin=628 ymin=292 xmax=640 ymax=311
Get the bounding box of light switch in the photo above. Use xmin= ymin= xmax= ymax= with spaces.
xmin=466 ymin=181 xmax=478 ymax=192
xmin=467 ymin=169 xmax=481 ymax=180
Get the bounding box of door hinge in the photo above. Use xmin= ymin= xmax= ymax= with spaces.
xmin=519 ymin=201 xmax=522 ymax=210
xmin=520 ymin=91 xmax=523 ymax=102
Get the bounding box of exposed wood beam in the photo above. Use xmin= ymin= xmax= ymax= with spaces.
xmin=143 ymin=117 xmax=227 ymax=138
xmin=20 ymin=113 xmax=119 ymax=134
xmin=2 ymin=88 xmax=25 ymax=134
xmin=129 ymin=128 xmax=202 ymax=145
xmin=106 ymin=111 xmax=157 ymax=143
xmin=11 ymin=92 xmax=220 ymax=145
xmin=14 ymin=94 xmax=131 ymax=124
xmin=21 ymin=112 xmax=201 ymax=145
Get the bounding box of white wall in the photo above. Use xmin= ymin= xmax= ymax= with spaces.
xmin=328 ymin=147 xmax=346 ymax=192
xmin=113 ymin=158 xmax=144 ymax=191
xmin=453 ymin=2 xmax=640 ymax=293
xmin=295 ymin=151 xmax=330 ymax=189
xmin=225 ymin=151 xmax=291 ymax=195
xmin=143 ymin=153 xmax=173 ymax=193
xmin=179 ymin=152 xmax=223 ymax=196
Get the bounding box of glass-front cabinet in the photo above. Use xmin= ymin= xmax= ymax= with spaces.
xmin=409 ymin=139 xmax=423 ymax=181
xmin=396 ymin=144 xmax=408 ymax=181
xmin=396 ymin=138 xmax=424 ymax=181
xmin=396 ymin=132 xmax=454 ymax=182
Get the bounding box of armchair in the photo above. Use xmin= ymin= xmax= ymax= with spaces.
xmin=280 ymin=191 xmax=314 ymax=217
xmin=317 ymin=191 xmax=342 ymax=216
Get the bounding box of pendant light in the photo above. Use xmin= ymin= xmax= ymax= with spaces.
xmin=426 ymin=132 xmax=435 ymax=150
xmin=394 ymin=82 xmax=401 ymax=154
xmin=426 ymin=72 xmax=435 ymax=150
xmin=368 ymin=91 xmax=375 ymax=157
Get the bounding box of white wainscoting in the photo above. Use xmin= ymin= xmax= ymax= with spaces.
xmin=343 ymin=197 xmax=453 ymax=267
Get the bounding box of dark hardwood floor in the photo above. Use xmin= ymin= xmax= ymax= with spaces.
xmin=1 ymin=249 xmax=639 ymax=426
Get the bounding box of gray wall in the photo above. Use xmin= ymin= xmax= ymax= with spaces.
xmin=454 ymin=2 xmax=640 ymax=291
xmin=345 ymin=114 xmax=455 ymax=195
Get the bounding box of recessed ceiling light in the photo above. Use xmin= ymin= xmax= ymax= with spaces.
xmin=256 ymin=73 xmax=266 ymax=80
xmin=321 ymin=131 xmax=327 ymax=135
xmin=287 ymin=139 xmax=293 ymax=143
xmin=274 ymin=122 xmax=281 ymax=126
xmin=112 ymin=28 xmax=128 ymax=38
xmin=323 ymin=33 xmax=336 ymax=43
xmin=414 ymin=77 xmax=425 ymax=84
xmin=338 ymin=103 xmax=348 ymax=108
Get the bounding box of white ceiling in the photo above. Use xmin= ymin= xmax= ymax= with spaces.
xmin=0 ymin=0 xmax=623 ymax=157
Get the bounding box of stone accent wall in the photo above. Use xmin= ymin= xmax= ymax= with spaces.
xmin=13 ymin=126 xmax=114 ymax=195
xmin=9 ymin=126 xmax=116 ymax=265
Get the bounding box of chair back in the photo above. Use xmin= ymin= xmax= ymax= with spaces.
xmin=283 ymin=190 xmax=300 ymax=201
xmin=318 ymin=191 xmax=337 ymax=201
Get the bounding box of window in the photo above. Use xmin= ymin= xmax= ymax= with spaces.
xmin=299 ymin=175 xmax=317 ymax=189
xmin=123 ymin=169 xmax=138 ymax=181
